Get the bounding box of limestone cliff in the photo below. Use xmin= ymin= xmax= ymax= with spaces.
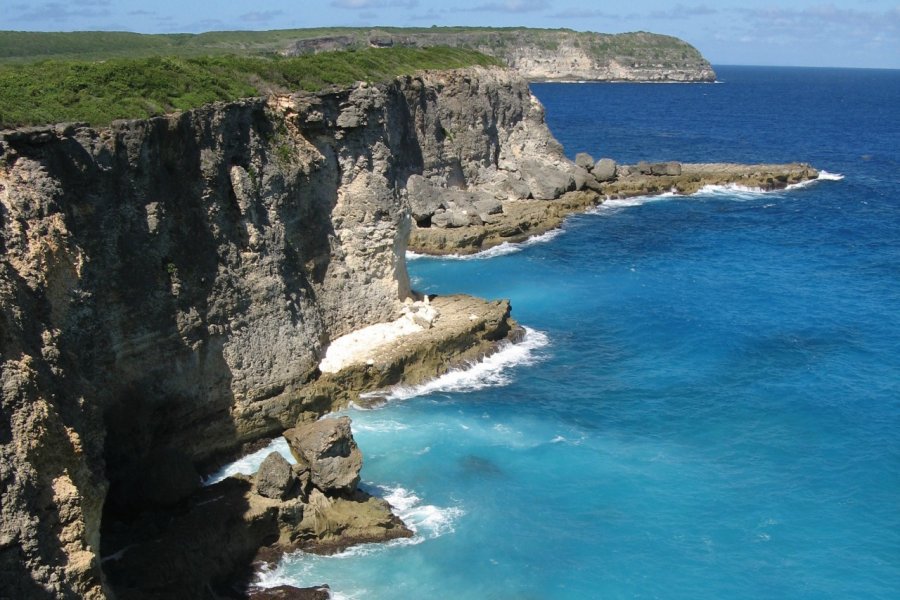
xmin=0 ymin=66 xmax=548 ymax=598
xmin=284 ymin=28 xmax=716 ymax=83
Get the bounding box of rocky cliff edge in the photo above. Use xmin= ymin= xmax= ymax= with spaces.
xmin=0 ymin=66 xmax=550 ymax=598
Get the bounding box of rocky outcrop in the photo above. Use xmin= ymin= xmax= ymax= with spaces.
xmin=0 ymin=66 xmax=541 ymax=598
xmin=409 ymin=162 xmax=822 ymax=256
xmin=101 ymin=419 xmax=410 ymax=598
xmin=282 ymin=28 xmax=717 ymax=83
xmin=284 ymin=417 xmax=362 ymax=494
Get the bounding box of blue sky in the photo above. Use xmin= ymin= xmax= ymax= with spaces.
xmin=2 ymin=0 xmax=898 ymax=68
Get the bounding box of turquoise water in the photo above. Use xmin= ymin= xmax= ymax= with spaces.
xmin=252 ymin=67 xmax=900 ymax=598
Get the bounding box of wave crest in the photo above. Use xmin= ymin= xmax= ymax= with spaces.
xmin=359 ymin=327 xmax=550 ymax=403
xmin=407 ymin=229 xmax=563 ymax=261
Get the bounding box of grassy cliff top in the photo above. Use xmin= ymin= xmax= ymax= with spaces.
xmin=0 ymin=47 xmax=501 ymax=129
xmin=0 ymin=27 xmax=703 ymax=64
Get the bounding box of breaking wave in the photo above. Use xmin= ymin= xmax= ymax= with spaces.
xmin=406 ymin=229 xmax=563 ymax=261
xmin=202 ymin=437 xmax=294 ymax=486
xmin=357 ymin=327 xmax=550 ymax=404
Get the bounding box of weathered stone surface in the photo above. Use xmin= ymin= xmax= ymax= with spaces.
xmin=249 ymin=585 xmax=331 ymax=599
xmin=573 ymin=165 xmax=602 ymax=192
xmin=0 ymin=66 xmax=532 ymax=598
xmin=601 ymin=162 xmax=819 ymax=197
xmin=575 ymin=152 xmax=595 ymax=170
xmin=650 ymin=161 xmax=682 ymax=176
xmin=593 ymin=158 xmax=617 ymax=182
xmin=636 ymin=160 xmax=653 ymax=175
xmin=284 ymin=417 xmax=362 ymax=494
xmin=406 ymin=174 xmax=445 ymax=224
xmin=256 ymin=452 xmax=297 ymax=500
xmin=431 ymin=208 xmax=470 ymax=228
xmin=521 ymin=160 xmax=576 ymax=200
xmin=474 ymin=197 xmax=503 ymax=220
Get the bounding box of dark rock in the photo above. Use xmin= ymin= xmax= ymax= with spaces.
xmin=139 ymin=448 xmax=201 ymax=508
xmin=575 ymin=152 xmax=595 ymax=170
xmin=593 ymin=158 xmax=617 ymax=182
xmin=249 ymin=585 xmax=331 ymax=599
xmin=255 ymin=452 xmax=296 ymax=500
xmin=284 ymin=417 xmax=362 ymax=494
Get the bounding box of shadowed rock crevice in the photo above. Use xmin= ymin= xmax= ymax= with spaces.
xmin=1 ymin=66 xmax=536 ymax=597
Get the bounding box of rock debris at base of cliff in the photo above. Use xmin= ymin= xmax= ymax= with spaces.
xmin=0 ymin=65 xmax=554 ymax=598
xmin=0 ymin=60 xmax=819 ymax=599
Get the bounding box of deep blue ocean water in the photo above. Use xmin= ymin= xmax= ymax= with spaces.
xmin=248 ymin=66 xmax=900 ymax=598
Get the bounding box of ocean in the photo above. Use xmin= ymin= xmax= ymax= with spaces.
xmin=236 ymin=66 xmax=900 ymax=598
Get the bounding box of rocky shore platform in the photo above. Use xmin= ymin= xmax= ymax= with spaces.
xmin=408 ymin=159 xmax=819 ymax=256
xmin=99 ymin=293 xmax=520 ymax=599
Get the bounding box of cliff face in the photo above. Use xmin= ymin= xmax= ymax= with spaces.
xmin=284 ymin=29 xmax=717 ymax=82
xmin=0 ymin=66 xmax=555 ymax=598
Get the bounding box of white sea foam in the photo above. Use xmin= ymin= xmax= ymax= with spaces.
xmin=406 ymin=229 xmax=563 ymax=261
xmin=352 ymin=419 xmax=410 ymax=433
xmin=589 ymin=170 xmax=845 ymax=213
xmin=381 ymin=485 xmax=464 ymax=540
xmin=202 ymin=437 xmax=294 ymax=486
xmin=360 ymin=327 xmax=550 ymax=402
xmin=252 ymin=484 xmax=462 ymax=592
xmin=588 ymin=191 xmax=678 ymax=213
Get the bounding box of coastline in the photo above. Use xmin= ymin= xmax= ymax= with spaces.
xmin=0 ymin=58 xmax=827 ymax=598
xmin=409 ymin=161 xmax=821 ymax=256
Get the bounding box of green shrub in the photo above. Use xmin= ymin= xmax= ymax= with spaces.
xmin=0 ymin=47 xmax=501 ymax=128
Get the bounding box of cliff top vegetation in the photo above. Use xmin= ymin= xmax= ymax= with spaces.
xmin=0 ymin=27 xmax=695 ymax=64
xmin=0 ymin=47 xmax=501 ymax=129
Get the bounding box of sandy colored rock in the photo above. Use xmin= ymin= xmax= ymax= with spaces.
xmin=0 ymin=66 xmax=529 ymax=598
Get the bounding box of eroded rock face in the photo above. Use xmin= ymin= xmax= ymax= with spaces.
xmin=256 ymin=452 xmax=297 ymax=500
xmin=284 ymin=417 xmax=362 ymax=495
xmin=0 ymin=66 xmax=533 ymax=598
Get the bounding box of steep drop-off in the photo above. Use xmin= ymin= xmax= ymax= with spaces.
xmin=284 ymin=28 xmax=716 ymax=82
xmin=0 ymin=66 xmax=554 ymax=598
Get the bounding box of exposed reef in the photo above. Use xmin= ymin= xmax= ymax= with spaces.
xmin=409 ymin=159 xmax=820 ymax=256
xmin=101 ymin=417 xmax=410 ymax=599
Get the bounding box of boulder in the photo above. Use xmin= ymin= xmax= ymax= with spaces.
xmin=406 ymin=174 xmax=445 ymax=225
xmin=575 ymin=152 xmax=595 ymax=170
xmin=650 ymin=161 xmax=682 ymax=176
xmin=482 ymin=171 xmax=533 ymax=200
xmin=284 ymin=417 xmax=362 ymax=494
xmin=521 ymin=160 xmax=576 ymax=200
xmin=593 ymin=158 xmax=617 ymax=182
xmin=473 ymin=197 xmax=502 ymax=221
xmin=431 ymin=208 xmax=470 ymax=229
xmin=573 ymin=165 xmax=603 ymax=192
xmin=255 ymin=452 xmax=296 ymax=500
xmin=636 ymin=160 xmax=653 ymax=175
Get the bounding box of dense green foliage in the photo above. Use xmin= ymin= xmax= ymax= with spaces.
xmin=0 ymin=27 xmax=703 ymax=65
xmin=0 ymin=47 xmax=501 ymax=128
